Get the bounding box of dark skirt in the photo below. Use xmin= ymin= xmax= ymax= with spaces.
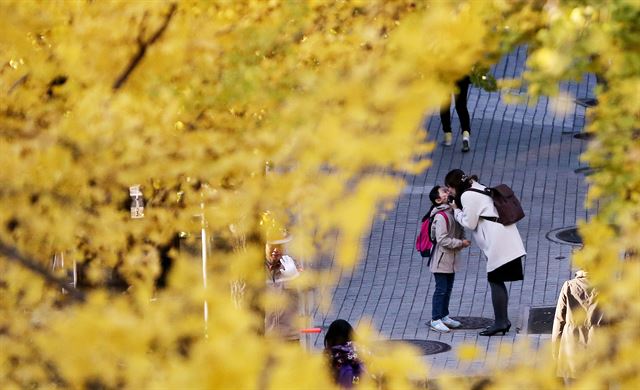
xmin=488 ymin=256 xmax=524 ymax=283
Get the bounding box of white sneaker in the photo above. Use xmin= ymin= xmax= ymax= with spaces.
xmin=441 ymin=132 xmax=453 ymax=146
xmin=461 ymin=131 xmax=470 ymax=152
xmin=429 ymin=319 xmax=450 ymax=333
xmin=441 ymin=316 xmax=461 ymax=329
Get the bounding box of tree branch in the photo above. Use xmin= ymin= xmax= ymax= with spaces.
xmin=0 ymin=240 xmax=85 ymax=302
xmin=112 ymin=3 xmax=177 ymax=90
xmin=8 ymin=73 xmax=29 ymax=95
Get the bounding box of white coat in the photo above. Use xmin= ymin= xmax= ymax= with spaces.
xmin=453 ymin=181 xmax=526 ymax=272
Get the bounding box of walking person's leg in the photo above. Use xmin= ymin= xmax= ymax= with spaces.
xmin=453 ymin=76 xmax=471 ymax=152
xmin=439 ymin=99 xmax=453 ymax=146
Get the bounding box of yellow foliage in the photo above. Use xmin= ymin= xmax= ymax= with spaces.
xmin=1 ymin=0 xmax=638 ymax=388
xmin=457 ymin=345 xmax=480 ymax=362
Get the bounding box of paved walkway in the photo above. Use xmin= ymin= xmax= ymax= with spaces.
xmin=310 ymin=46 xmax=596 ymax=376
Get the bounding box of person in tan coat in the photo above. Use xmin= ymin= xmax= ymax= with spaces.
xmin=552 ymin=270 xmax=606 ymax=380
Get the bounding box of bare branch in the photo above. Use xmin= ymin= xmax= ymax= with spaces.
xmin=137 ymin=10 xmax=150 ymax=46
xmin=112 ymin=3 xmax=177 ymax=90
xmin=0 ymin=240 xmax=85 ymax=302
xmin=8 ymin=73 xmax=29 ymax=94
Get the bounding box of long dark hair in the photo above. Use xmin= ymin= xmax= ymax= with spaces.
xmin=324 ymin=319 xmax=363 ymax=386
xmin=444 ymin=169 xmax=478 ymax=208
xmin=324 ymin=319 xmax=354 ymax=349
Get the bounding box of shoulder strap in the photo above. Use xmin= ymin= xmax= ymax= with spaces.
xmin=465 ymin=188 xmax=499 ymax=221
xmin=429 ymin=212 xmax=450 ymax=257
xmin=439 ymin=211 xmax=449 ymax=229
xmin=434 ymin=211 xmax=450 ymax=231
xmin=465 ymin=188 xmax=492 ymax=197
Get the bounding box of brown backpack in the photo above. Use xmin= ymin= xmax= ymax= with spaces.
xmin=467 ymin=184 xmax=525 ymax=225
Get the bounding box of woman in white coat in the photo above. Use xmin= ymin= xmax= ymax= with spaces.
xmin=445 ymin=169 xmax=526 ymax=336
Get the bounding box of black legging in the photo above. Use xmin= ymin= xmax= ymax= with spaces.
xmin=440 ymin=76 xmax=471 ymax=134
xmin=489 ymin=281 xmax=509 ymax=328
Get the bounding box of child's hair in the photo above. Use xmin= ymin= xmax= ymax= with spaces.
xmin=422 ymin=185 xmax=443 ymax=222
xmin=429 ymin=185 xmax=442 ymax=206
xmin=324 ymin=319 xmax=354 ymax=349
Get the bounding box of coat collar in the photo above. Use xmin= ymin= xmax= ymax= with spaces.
xmin=430 ymin=204 xmax=451 ymax=216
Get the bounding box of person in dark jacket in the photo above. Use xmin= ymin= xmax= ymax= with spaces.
xmin=324 ymin=319 xmax=364 ymax=388
xmin=440 ymin=76 xmax=472 ymax=152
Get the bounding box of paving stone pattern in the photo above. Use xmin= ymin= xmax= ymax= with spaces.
xmin=310 ymin=46 xmax=596 ymax=376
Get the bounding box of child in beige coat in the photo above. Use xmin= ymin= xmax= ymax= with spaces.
xmin=427 ymin=185 xmax=470 ymax=332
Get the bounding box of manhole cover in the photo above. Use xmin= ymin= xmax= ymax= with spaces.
xmin=546 ymin=227 xmax=583 ymax=246
xmin=556 ymin=228 xmax=582 ymax=244
xmin=449 ymin=316 xmax=494 ymax=330
xmin=527 ymin=307 xmax=555 ymax=334
xmin=385 ymin=339 xmax=451 ymax=356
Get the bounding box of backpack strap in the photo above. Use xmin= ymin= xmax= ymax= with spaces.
xmin=427 ymin=211 xmax=450 ymax=267
xmin=437 ymin=211 xmax=450 ymax=230
xmin=431 ymin=211 xmax=450 ymax=241
xmin=465 ymin=188 xmax=491 ymax=197
xmin=463 ymin=188 xmax=498 ymax=222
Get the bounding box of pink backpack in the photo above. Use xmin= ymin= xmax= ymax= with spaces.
xmin=415 ymin=211 xmax=449 ymax=258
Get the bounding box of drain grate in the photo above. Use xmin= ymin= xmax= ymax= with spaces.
xmin=385 ymin=339 xmax=451 ymax=355
xmin=574 ymin=166 xmax=598 ymax=176
xmin=573 ymin=132 xmax=594 ymax=140
xmin=574 ymin=98 xmax=598 ymax=108
xmin=546 ymin=226 xmax=583 ymax=246
xmin=449 ymin=316 xmax=494 ymax=330
xmin=527 ymin=307 xmax=556 ymax=334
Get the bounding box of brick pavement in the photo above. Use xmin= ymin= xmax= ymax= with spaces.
xmin=309 ymin=46 xmax=596 ymax=377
